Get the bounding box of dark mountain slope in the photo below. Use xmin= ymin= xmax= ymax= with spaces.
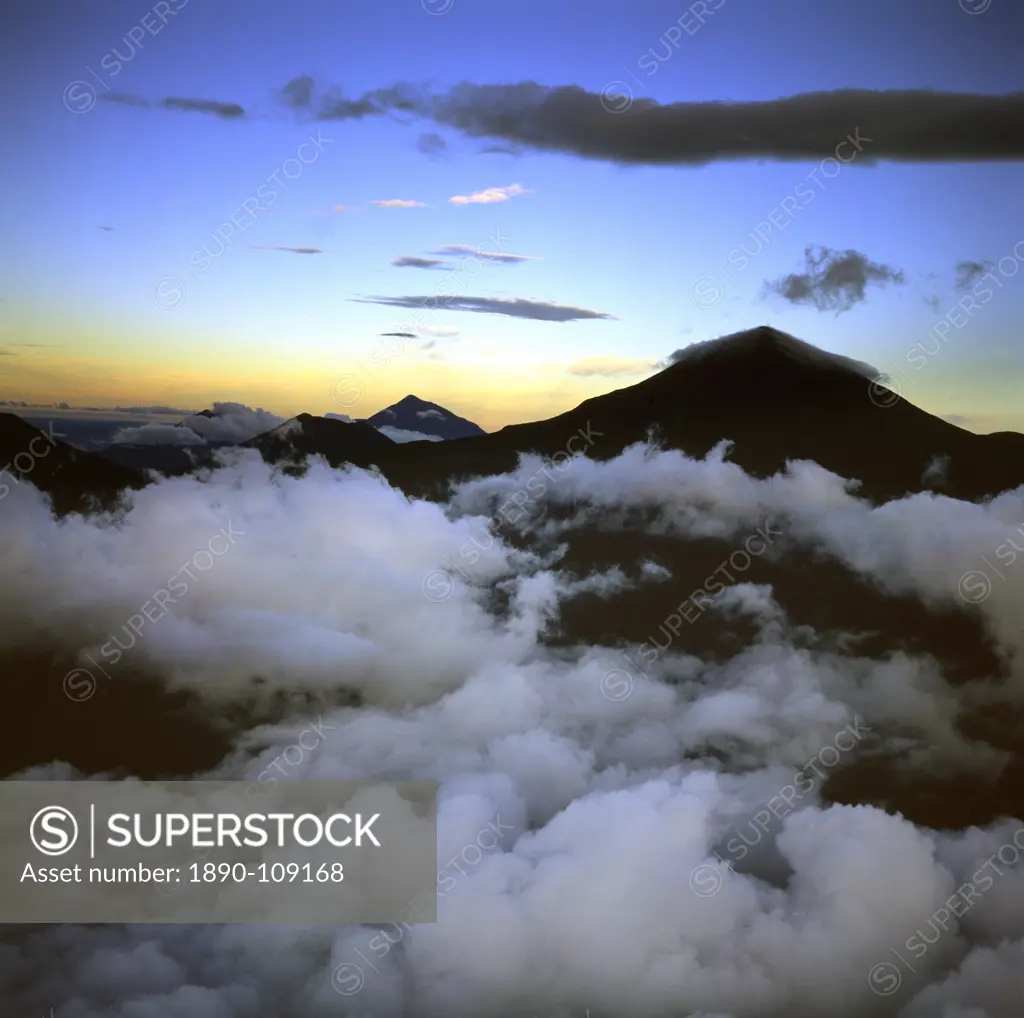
xmin=0 ymin=412 xmax=144 ymax=515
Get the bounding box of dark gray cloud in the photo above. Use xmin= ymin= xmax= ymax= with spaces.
xmin=308 ymin=81 xmax=421 ymax=121
xmin=417 ymin=132 xmax=447 ymax=156
xmin=278 ymin=79 xmax=1024 ymax=164
xmin=955 ymin=261 xmax=990 ymax=290
xmin=352 ymin=295 xmax=617 ymax=322
xmin=765 ymin=246 xmax=905 ymax=313
xmin=106 ymin=79 xmax=1024 ymax=165
xmin=280 ymin=74 xmax=314 ymax=110
xmin=100 ymin=93 xmax=246 ymax=118
xmin=429 ymin=85 xmax=1024 ymax=164
xmin=380 ymin=332 xmax=417 ymax=339
xmin=161 ymin=97 xmax=246 ymax=119
xmin=392 ymin=256 xmax=451 ymax=270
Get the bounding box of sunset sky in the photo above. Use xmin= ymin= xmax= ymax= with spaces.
xmin=1 ymin=0 xmax=1022 ymax=432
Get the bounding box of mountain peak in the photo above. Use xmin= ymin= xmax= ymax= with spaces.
xmin=368 ymin=396 xmax=486 ymax=440
xmin=667 ymin=326 xmax=878 ymax=380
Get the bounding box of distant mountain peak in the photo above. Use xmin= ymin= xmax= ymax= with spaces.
xmin=367 ymin=396 xmax=486 ymax=441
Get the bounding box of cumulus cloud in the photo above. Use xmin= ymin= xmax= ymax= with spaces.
xmin=109 ymin=422 xmax=207 ymax=446
xmin=373 ymin=199 xmax=426 ymax=208
xmin=567 ymin=356 xmax=657 ymax=377
xmin=352 ymin=295 xmax=617 ymax=322
xmin=111 ymin=403 xmax=285 ymax=446
xmin=449 ymin=183 xmax=529 ymax=205
xmin=765 ymin=246 xmax=906 ymax=313
xmin=4 ymin=429 xmax=1024 ymax=1016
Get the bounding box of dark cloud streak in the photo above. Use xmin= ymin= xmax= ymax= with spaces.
xmin=102 ymin=77 xmax=1024 ymax=165
xmin=392 ymin=257 xmax=451 ymax=270
xmin=100 ymin=92 xmax=245 ymax=119
xmin=249 ymin=246 xmax=323 ymax=255
xmin=352 ymin=295 xmax=617 ymax=322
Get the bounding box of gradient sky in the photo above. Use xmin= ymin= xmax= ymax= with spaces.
xmin=1 ymin=0 xmax=1022 ymax=432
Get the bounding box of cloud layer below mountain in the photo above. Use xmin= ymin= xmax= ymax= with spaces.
xmin=1 ymin=434 xmax=1023 ymax=1016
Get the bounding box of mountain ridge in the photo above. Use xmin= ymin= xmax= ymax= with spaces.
xmin=5 ymin=327 xmax=1023 ymax=511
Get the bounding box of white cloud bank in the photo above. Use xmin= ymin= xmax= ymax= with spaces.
xmin=1 ymin=438 xmax=1022 ymax=1017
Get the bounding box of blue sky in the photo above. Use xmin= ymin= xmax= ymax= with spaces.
xmin=1 ymin=0 xmax=1021 ymax=431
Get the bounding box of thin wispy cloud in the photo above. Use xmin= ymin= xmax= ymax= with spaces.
xmin=392 ymin=256 xmax=451 ymax=270
xmin=449 ymin=184 xmax=529 ymax=205
xmin=566 ymin=356 xmax=657 ymax=377
xmin=373 ymin=199 xmax=426 ymax=208
xmin=248 ymin=246 xmax=323 ymax=255
xmin=417 ymin=132 xmax=447 ymax=156
xmin=433 ymin=245 xmax=536 ymax=263
xmin=411 ymin=323 xmax=459 ymax=337
xmin=353 ymin=294 xmax=616 ymax=322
